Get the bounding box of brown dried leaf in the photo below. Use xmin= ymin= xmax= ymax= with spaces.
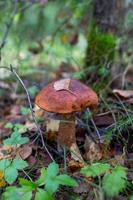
xmin=84 ymin=135 xmax=102 ymax=164
xmin=74 ymin=181 xmax=90 ymax=194
xmin=68 ymin=160 xmax=84 ymax=172
xmin=26 ymin=156 xmax=36 ymax=167
xmin=113 ymin=89 xmax=133 ymax=98
xmin=70 ymin=143 xmax=83 ymax=162
xmin=0 ymin=144 xmax=13 ymax=160
xmin=94 ymin=115 xmax=114 ymax=126
xmin=109 ymin=154 xmax=125 ymax=166
xmin=54 ymin=78 xmax=71 ymax=91
xmin=16 ymin=144 xmax=32 ymax=160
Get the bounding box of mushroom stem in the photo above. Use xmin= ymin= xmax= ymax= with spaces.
xmin=58 ymin=114 xmax=83 ymax=162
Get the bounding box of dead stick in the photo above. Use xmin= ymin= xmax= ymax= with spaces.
xmin=0 ymin=65 xmax=54 ymax=162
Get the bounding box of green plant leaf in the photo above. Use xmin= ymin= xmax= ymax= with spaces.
xmin=81 ymin=163 xmax=110 ymax=177
xmin=28 ymin=86 xmax=38 ymax=98
xmin=2 ymin=186 xmax=20 ymax=200
xmin=20 ymin=178 xmax=37 ymax=189
xmin=12 ymin=159 xmax=28 ymax=170
xmin=0 ymin=159 xmax=11 ymax=170
xmin=44 ymin=162 xmax=60 ymax=194
xmin=4 ymin=131 xmax=29 ymax=146
xmin=3 ymin=186 xmax=32 ymax=200
xmin=102 ymin=166 xmax=127 ymax=197
xmin=16 ymin=136 xmax=29 ymax=145
xmin=35 ymin=189 xmax=54 ymax=200
xmin=20 ymin=106 xmax=31 ymax=115
xmin=14 ymin=123 xmax=25 ymax=131
xmin=56 ymin=174 xmax=78 ymax=187
xmin=5 ymin=166 xmax=18 ymax=184
xmin=36 ymin=167 xmax=47 ymax=186
xmin=130 ymin=195 xmax=133 ymax=200
xmin=4 ymin=122 xmax=13 ymax=129
xmin=45 ymin=178 xmax=59 ymax=195
xmin=18 ymin=189 xmax=32 ymax=200
xmin=47 ymin=162 xmax=59 ymax=178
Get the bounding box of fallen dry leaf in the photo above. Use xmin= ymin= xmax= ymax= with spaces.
xmin=0 ymin=171 xmax=6 ymax=187
xmin=0 ymin=144 xmax=13 ymax=160
xmin=84 ymin=135 xmax=102 ymax=164
xmin=68 ymin=160 xmax=84 ymax=172
xmin=70 ymin=143 xmax=83 ymax=162
xmin=0 ymin=142 xmax=32 ymax=161
xmin=94 ymin=115 xmax=114 ymax=126
xmin=113 ymin=89 xmax=133 ymax=98
xmin=16 ymin=144 xmax=32 ymax=160
xmin=74 ymin=180 xmax=90 ymax=194
xmin=109 ymin=154 xmax=125 ymax=166
xmin=54 ymin=78 xmax=70 ymax=91
xmin=26 ymin=155 xmax=36 ymax=167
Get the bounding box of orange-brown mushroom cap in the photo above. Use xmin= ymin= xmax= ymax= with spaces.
xmin=35 ymin=79 xmax=98 ymax=114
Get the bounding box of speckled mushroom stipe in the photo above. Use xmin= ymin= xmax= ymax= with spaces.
xmin=35 ymin=79 xmax=98 ymax=113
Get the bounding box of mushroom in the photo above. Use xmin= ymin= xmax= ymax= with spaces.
xmin=35 ymin=79 xmax=98 ymax=162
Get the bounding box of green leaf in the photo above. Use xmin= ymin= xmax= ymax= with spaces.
xmin=47 ymin=162 xmax=59 ymax=178
xmin=2 ymin=186 xmax=20 ymax=200
xmin=14 ymin=124 xmax=24 ymax=131
xmin=20 ymin=178 xmax=37 ymax=189
xmin=102 ymin=166 xmax=127 ymax=197
xmin=28 ymin=86 xmax=38 ymax=98
xmin=81 ymin=163 xmax=110 ymax=177
xmin=44 ymin=162 xmax=60 ymax=194
xmin=130 ymin=195 xmax=133 ymax=200
xmin=36 ymin=167 xmax=47 ymax=186
xmin=0 ymin=159 xmax=11 ymax=170
xmin=20 ymin=106 xmax=31 ymax=115
xmin=16 ymin=136 xmax=29 ymax=145
xmin=4 ymin=131 xmax=29 ymax=146
xmin=12 ymin=159 xmax=28 ymax=170
xmin=5 ymin=166 xmax=18 ymax=184
xmin=18 ymin=189 xmax=32 ymax=200
xmin=35 ymin=189 xmax=54 ymax=200
xmin=3 ymin=186 xmax=32 ymax=200
xmin=56 ymin=174 xmax=78 ymax=187
xmin=4 ymin=122 xmax=13 ymax=129
xmin=45 ymin=178 xmax=59 ymax=195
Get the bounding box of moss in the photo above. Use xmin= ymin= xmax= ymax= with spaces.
xmin=85 ymin=25 xmax=116 ymax=67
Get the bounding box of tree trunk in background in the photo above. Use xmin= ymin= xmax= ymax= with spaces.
xmin=84 ymin=0 xmax=133 ymax=89
xmin=93 ymin=0 xmax=124 ymax=34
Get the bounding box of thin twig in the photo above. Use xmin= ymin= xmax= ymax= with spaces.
xmin=0 ymin=65 xmax=54 ymax=161
xmin=87 ymin=108 xmax=101 ymax=142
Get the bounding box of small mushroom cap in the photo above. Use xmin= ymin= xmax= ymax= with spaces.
xmin=35 ymin=79 xmax=98 ymax=114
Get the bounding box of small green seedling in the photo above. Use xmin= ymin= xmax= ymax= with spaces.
xmin=0 ymin=159 xmax=28 ymax=184
xmin=4 ymin=131 xmax=29 ymax=146
xmin=28 ymin=86 xmax=39 ymax=98
xmin=81 ymin=163 xmax=127 ymax=198
xmin=20 ymin=106 xmax=31 ymax=116
xmin=4 ymin=123 xmax=29 ymax=146
xmin=2 ymin=162 xmax=78 ymax=200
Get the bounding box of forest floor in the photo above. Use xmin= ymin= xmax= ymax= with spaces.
xmin=0 ymin=63 xmax=133 ymax=200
